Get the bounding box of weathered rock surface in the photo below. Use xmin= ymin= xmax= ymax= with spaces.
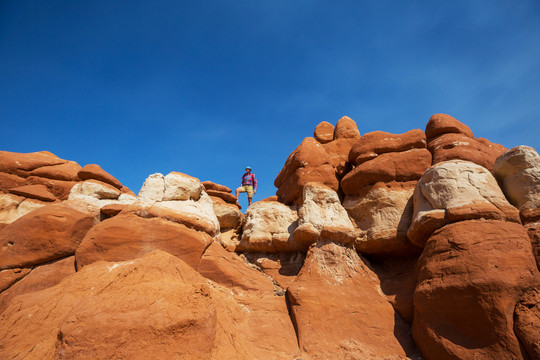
xmin=514 ymin=286 xmax=540 ymax=360
xmin=9 ymin=184 xmax=56 ymax=202
xmin=0 ymin=151 xmax=81 ymax=200
xmin=243 ymin=252 xmax=305 ymax=289
xmin=426 ymin=114 xmax=507 ymax=171
xmin=0 ymin=251 xmax=300 ymax=360
xmin=341 ymin=148 xmax=432 ymax=192
xmin=274 ymin=137 xmax=338 ymax=205
xmin=0 ymin=256 xmax=75 ymax=314
xmin=75 ymin=214 xmax=212 ymax=269
xmin=344 ymin=181 xmax=419 ymax=256
xmin=294 ymin=182 xmax=355 ymax=247
xmin=75 ymin=172 xmax=219 ymax=268
xmin=313 ymin=121 xmax=335 ymax=143
xmin=494 ymin=145 xmax=540 ymax=219
xmin=342 ymin=130 xmax=429 ymax=256
xmin=77 ymin=163 xmax=123 ymax=189
xmin=0 ymin=193 xmax=48 ymax=224
xmin=408 ymin=160 xmax=520 ymax=247
xmin=348 ymin=129 xmax=427 ymax=165
xmin=0 ymin=203 xmax=95 ymax=270
xmin=333 ymin=115 xmax=361 ymax=140
xmin=287 ymin=241 xmax=417 ymax=359
xmin=237 ymin=200 xmax=302 ymax=252
xmin=413 ymin=220 xmax=539 ymax=360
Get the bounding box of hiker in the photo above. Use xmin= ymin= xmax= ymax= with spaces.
xmin=236 ymin=166 xmax=257 ymax=206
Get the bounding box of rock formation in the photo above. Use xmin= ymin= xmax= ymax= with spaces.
xmin=0 ymin=113 xmax=539 ymax=360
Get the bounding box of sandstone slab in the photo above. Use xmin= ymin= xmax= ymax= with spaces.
xmin=0 ymin=203 xmax=95 ymax=270
xmin=78 ymin=164 xmax=122 ymax=189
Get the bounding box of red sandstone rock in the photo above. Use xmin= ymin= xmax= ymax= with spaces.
xmin=341 ymin=148 xmax=432 ymax=194
xmin=75 ymin=214 xmax=213 ymax=269
xmin=428 ymin=132 xmax=501 ymax=171
xmin=313 ymin=121 xmax=335 ymax=143
xmin=0 ymin=172 xmax=26 ymax=193
xmin=287 ymin=241 xmax=417 ymax=359
xmin=514 ymin=287 xmax=540 ymax=360
xmin=348 ymin=129 xmax=427 ymax=165
xmin=243 ymin=252 xmax=305 ymax=289
xmin=425 ymin=113 xmax=474 ymax=141
xmin=0 ymin=256 xmax=75 ymax=314
xmin=274 ymin=137 xmax=338 ymax=205
xmin=333 ymin=116 xmax=361 ymax=139
xmin=526 ymin=223 xmax=540 ymax=270
xmin=0 ymin=203 xmax=95 ymax=270
xmin=0 ymin=151 xmax=67 ymax=177
xmin=29 ymin=161 xmax=81 ymax=181
xmin=322 ymin=137 xmax=356 ymax=177
xmin=202 ymin=181 xmax=232 ymax=193
xmin=205 ymin=189 xmax=238 ymax=203
xmin=476 ymin=137 xmax=508 ymax=158
xmin=24 ymin=176 xmax=78 ymax=200
xmin=0 ymin=251 xmax=300 ymax=359
xmin=78 ymin=164 xmax=123 ymax=189
xmin=413 ymin=220 xmax=539 ymax=360
xmin=100 ymin=203 xmax=127 ymax=218
xmin=197 ymin=242 xmax=274 ymax=292
xmin=370 ymin=257 xmax=419 ymax=323
xmin=9 ymin=184 xmax=56 ymax=202
xmin=0 ymin=268 xmax=31 ymax=293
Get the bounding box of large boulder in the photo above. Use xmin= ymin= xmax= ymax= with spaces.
xmin=0 ymin=203 xmax=95 ymax=270
xmin=75 ymin=172 xmax=219 ymax=268
xmin=342 ymin=129 xmax=430 ymax=255
xmin=425 ymin=114 xmax=507 ymax=171
xmin=293 ymin=182 xmax=355 ymax=248
xmin=287 ymin=241 xmax=418 ymax=359
xmin=0 ymin=251 xmax=300 ymax=359
xmin=313 ymin=121 xmax=334 ymax=144
xmin=341 ymin=148 xmax=431 ymax=192
xmin=0 ymin=151 xmax=81 ymax=200
xmin=348 ymin=129 xmax=427 ymax=165
xmin=493 ymin=145 xmax=540 ymax=220
xmin=0 ymin=256 xmax=75 ymax=314
xmin=77 ymin=164 xmax=122 ymax=189
xmin=237 ymin=200 xmax=301 ymax=252
xmin=274 ymin=137 xmax=338 ymax=205
xmin=408 ymin=160 xmax=520 ymax=247
xmin=413 ymin=220 xmax=539 ymax=360
xmin=344 ymin=181 xmax=419 ymax=256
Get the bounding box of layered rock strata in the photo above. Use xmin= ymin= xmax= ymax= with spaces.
xmin=342 ymin=129 xmax=431 ymax=255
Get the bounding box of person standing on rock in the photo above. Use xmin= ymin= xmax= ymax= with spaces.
xmin=236 ymin=166 xmax=257 ymax=206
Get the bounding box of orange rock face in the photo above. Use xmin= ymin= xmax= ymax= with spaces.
xmin=9 ymin=184 xmax=56 ymax=202
xmin=0 ymin=251 xmax=300 ymax=360
xmin=0 ymin=256 xmax=75 ymax=314
xmin=313 ymin=121 xmax=335 ymax=143
xmin=274 ymin=137 xmax=338 ymax=205
xmin=342 ymin=149 xmax=431 ymax=193
xmin=287 ymin=241 xmax=418 ymax=359
xmin=77 ymin=164 xmax=123 ymax=189
xmin=334 ymin=116 xmax=361 ymax=139
xmin=425 ymin=113 xmax=507 ymax=171
xmin=75 ymin=214 xmax=212 ymax=269
xmin=413 ymin=220 xmax=539 ymax=360
xmin=348 ymin=129 xmax=427 ymax=165
xmin=0 ymin=203 xmax=94 ymax=270
xmin=0 ymin=151 xmax=82 ymax=201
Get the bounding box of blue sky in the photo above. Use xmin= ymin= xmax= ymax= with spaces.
xmin=1 ymin=1 xmax=539 ymax=209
